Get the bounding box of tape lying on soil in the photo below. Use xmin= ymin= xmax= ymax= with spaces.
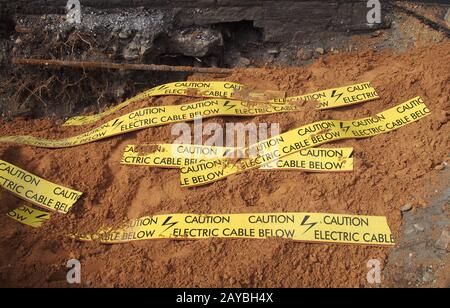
xmin=76 ymin=213 xmax=395 ymax=246
xmin=63 ymin=81 xmax=244 ymax=126
xmin=284 ymin=81 xmax=379 ymax=110
xmin=7 ymin=205 xmax=51 ymax=228
xmin=0 ymin=99 xmax=299 ymax=149
xmin=122 ymin=144 xmax=354 ymax=172
xmin=180 ymin=97 xmax=430 ymax=187
xmin=260 ymin=147 xmax=353 ymax=171
xmin=63 ymin=81 xmax=379 ymax=126
xmin=0 ymin=82 xmax=378 ymax=149
xmin=0 ymin=160 xmax=83 ymax=213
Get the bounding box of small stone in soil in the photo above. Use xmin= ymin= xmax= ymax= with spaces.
xmin=422 ymin=271 xmax=434 ymax=283
xmin=315 ymin=47 xmax=325 ymax=55
xmin=400 ymin=204 xmax=413 ymax=213
xmin=371 ymin=30 xmax=381 ymax=37
xmin=434 ymin=163 xmax=445 ymax=171
xmin=297 ymin=48 xmax=313 ymax=60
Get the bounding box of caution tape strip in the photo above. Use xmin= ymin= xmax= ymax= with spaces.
xmin=8 ymin=207 xmax=393 ymax=247
xmin=0 ymin=160 xmax=83 ymax=213
xmin=180 ymin=97 xmax=430 ymax=187
xmin=0 ymin=99 xmax=298 ymax=148
xmin=0 ymin=83 xmax=379 ymax=149
xmin=75 ymin=213 xmax=395 ymax=246
xmin=260 ymin=147 xmax=353 ymax=172
xmin=285 ymin=81 xmax=378 ymax=109
xmin=63 ymin=81 xmax=243 ymax=126
xmin=6 ymin=204 xmax=51 ymax=228
xmin=122 ymin=144 xmax=354 ymax=172
xmin=63 ymin=81 xmax=379 ymax=126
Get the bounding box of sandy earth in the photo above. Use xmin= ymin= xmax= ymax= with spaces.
xmin=0 ymin=42 xmax=449 ymax=288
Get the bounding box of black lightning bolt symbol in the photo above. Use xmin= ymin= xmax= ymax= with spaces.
xmin=162 ymin=216 xmax=178 ymax=233
xmin=223 ymin=149 xmax=234 ymax=158
xmin=111 ymin=118 xmax=124 ymax=130
xmin=34 ymin=214 xmax=49 ymax=225
xmin=330 ymin=90 xmax=344 ymax=103
xmin=349 ymin=149 xmax=354 ymax=158
xmin=223 ymin=100 xmax=237 ymax=111
xmin=158 ymin=84 xmax=170 ymax=91
xmin=300 ymin=215 xmax=318 ymax=234
xmin=64 ymin=116 xmax=86 ymax=125
xmin=222 ymin=148 xmax=244 ymax=159
xmin=340 ymin=122 xmax=351 ymax=133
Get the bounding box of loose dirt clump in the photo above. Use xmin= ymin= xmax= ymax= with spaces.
xmin=0 ymin=42 xmax=449 ymax=288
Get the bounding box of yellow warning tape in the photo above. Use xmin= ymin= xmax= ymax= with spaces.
xmin=76 ymin=213 xmax=394 ymax=246
xmin=0 ymin=160 xmax=83 ymax=213
xmin=0 ymin=82 xmax=379 ymax=149
xmin=260 ymin=147 xmax=354 ymax=172
xmin=63 ymin=81 xmax=243 ymax=126
xmin=7 ymin=204 xmax=51 ymax=228
xmin=284 ymin=81 xmax=379 ymax=109
xmin=122 ymin=144 xmax=239 ymax=168
xmin=63 ymin=81 xmax=379 ymax=126
xmin=180 ymin=97 xmax=430 ymax=187
xmin=122 ymin=144 xmax=354 ymax=172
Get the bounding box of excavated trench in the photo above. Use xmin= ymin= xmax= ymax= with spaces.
xmin=0 ymin=0 xmax=397 ymax=119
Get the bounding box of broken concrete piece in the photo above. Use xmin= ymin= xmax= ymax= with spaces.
xmin=315 ymin=47 xmax=325 ymax=55
xmin=123 ymin=40 xmax=140 ymax=60
xmin=168 ymin=27 xmax=223 ymax=58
